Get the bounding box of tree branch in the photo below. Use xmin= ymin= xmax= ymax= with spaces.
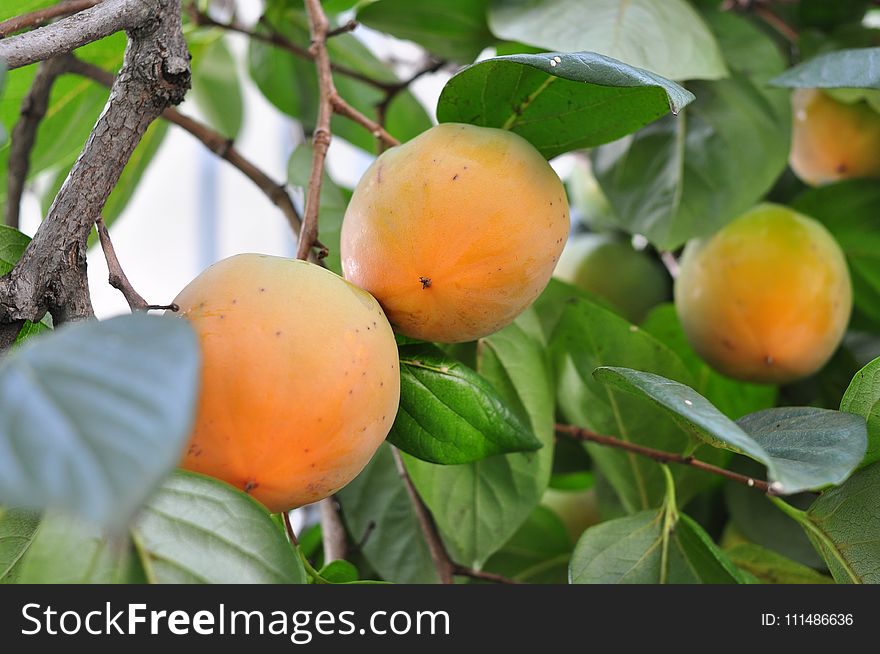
xmin=0 ymin=0 xmax=190 ymax=335
xmin=0 ymin=0 xmax=102 ymax=39
xmin=0 ymin=0 xmax=149 ymax=70
xmin=95 ymin=217 xmax=177 ymax=312
xmin=5 ymin=56 xmax=67 ymax=229
xmin=319 ymin=496 xmax=348 ymax=563
xmin=555 ymin=423 xmax=779 ymax=494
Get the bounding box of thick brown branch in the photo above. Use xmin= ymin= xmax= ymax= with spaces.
xmin=555 ymin=423 xmax=778 ymax=494
xmin=319 ymin=497 xmax=348 ymax=563
xmin=0 ymin=0 xmax=190 ymax=333
xmin=0 ymin=0 xmax=102 ymax=39
xmin=0 ymin=0 xmax=149 ymax=70
xmin=5 ymin=57 xmax=67 ymax=229
xmin=391 ymin=446 xmax=455 ymax=584
xmin=95 ymin=218 xmax=177 ymax=312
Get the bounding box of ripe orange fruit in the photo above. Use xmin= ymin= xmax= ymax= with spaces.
xmin=173 ymin=254 xmax=400 ymax=512
xmin=341 ymin=123 xmax=569 ymax=343
xmin=675 ymin=204 xmax=851 ymax=384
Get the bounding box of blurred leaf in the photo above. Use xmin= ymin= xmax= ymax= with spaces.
xmin=533 ymin=277 xmax=614 ymax=341
xmin=437 ymin=52 xmax=693 ymax=159
xmin=595 ymin=367 xmax=867 ymax=494
xmin=190 ymin=37 xmax=244 ymax=139
xmin=593 ymin=74 xmax=789 ymax=250
xmin=641 ymin=304 xmax=776 ymax=420
xmin=405 ymin=311 xmax=555 ymax=568
xmin=391 ymin=343 xmax=541 ymax=464
xmin=483 ymin=506 xmax=571 ymax=583
xmin=570 ymin=509 xmax=744 ymax=583
xmin=288 ymin=144 xmax=349 ymax=274
xmin=338 ymin=443 xmax=438 ymax=584
xmin=358 ymin=0 xmax=493 ymax=62
xmin=0 ymin=314 xmax=200 ymax=531
xmin=318 ymin=560 xmax=359 ymax=583
xmin=802 ymin=462 xmax=880 ymax=583
xmin=793 ymin=180 xmax=880 ymax=327
xmin=701 ymin=10 xmax=786 ymax=81
xmin=0 ymin=508 xmax=39 ymax=583
xmin=550 ymin=298 xmax=720 ymax=512
xmin=841 ymin=355 xmax=880 ymax=467
xmin=133 ymin=472 xmax=307 ymax=583
xmin=488 ymin=0 xmax=726 ymax=81
xmin=798 ymin=0 xmax=872 ymax=30
xmin=771 ymin=47 xmax=880 ymax=90
xmin=725 ymin=543 xmax=834 ymax=584
xmin=0 ymin=1 xmax=54 ymax=21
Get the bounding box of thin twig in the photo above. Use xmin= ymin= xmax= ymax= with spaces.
xmin=319 ymin=497 xmax=348 ymax=563
xmin=95 ymin=218 xmax=177 ymax=312
xmin=326 ymin=19 xmax=358 ymax=38
xmin=0 ymin=0 xmax=101 ymax=38
xmin=390 ymin=446 xmax=455 ymax=584
xmin=282 ymin=510 xmax=299 ymax=546
xmin=555 ymin=423 xmax=779 ymax=494
xmin=6 ymin=57 xmax=67 ymax=229
xmin=452 ymin=564 xmax=520 ymax=585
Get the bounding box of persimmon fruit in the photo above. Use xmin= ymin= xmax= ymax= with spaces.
xmin=789 ymin=88 xmax=880 ymax=186
xmin=340 ymin=122 xmax=570 ymax=343
xmin=173 ymin=254 xmax=400 ymax=512
xmin=675 ymin=204 xmax=851 ymax=384
xmin=554 ymin=233 xmax=670 ymax=323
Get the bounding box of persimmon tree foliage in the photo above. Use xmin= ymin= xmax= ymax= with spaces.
xmin=0 ymin=0 xmax=879 ymax=585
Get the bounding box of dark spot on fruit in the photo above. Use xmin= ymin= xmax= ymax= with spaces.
xmin=452 ymin=174 xmax=459 ymax=181
xmin=259 ymin=287 xmax=266 ymax=292
xmin=275 ymin=330 xmax=282 ymax=336
xmin=219 ymin=315 xmax=225 ymax=320
xmin=348 ymin=389 xmax=353 ymax=395
xmin=244 ymin=480 xmax=259 ymax=493
xmin=304 ymin=448 xmax=310 ymax=453
xmin=232 ymin=299 xmax=237 ymax=304
xmin=420 ymin=276 xmax=432 ymax=289
xmin=836 ymin=162 xmax=848 ymax=173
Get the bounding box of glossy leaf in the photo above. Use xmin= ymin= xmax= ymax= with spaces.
xmin=437 ymin=52 xmax=693 ymax=159
xmin=771 ymin=47 xmax=880 ymax=90
xmin=841 ymin=355 xmax=880 ymax=467
xmin=488 ymin=0 xmax=727 ymax=81
xmin=0 ymin=314 xmax=200 ymax=530
xmin=390 ymin=343 xmax=541 ymax=464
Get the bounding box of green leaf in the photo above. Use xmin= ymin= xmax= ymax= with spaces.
xmin=16 ymin=511 xmax=145 ymax=583
xmin=190 ymin=37 xmax=244 ymax=139
xmin=570 ymin=510 xmax=743 ymax=583
xmin=358 ymin=0 xmax=493 ymax=62
xmin=0 ymin=1 xmax=54 ymax=21
xmin=405 ymin=312 xmax=555 ymax=567
xmin=0 ymin=226 xmax=50 ymax=341
xmin=390 ymin=343 xmax=541 ymax=464
xmin=318 ymin=560 xmax=359 ymax=584
xmin=0 ymin=508 xmax=39 ymax=583
xmin=641 ymin=304 xmax=776 ymax=420
xmin=288 ymin=144 xmax=349 ymax=274
xmin=482 ymin=505 xmax=572 ymax=583
xmin=593 ymin=73 xmax=790 ymax=250
xmin=701 ymin=10 xmax=787 ymax=82
xmin=841 ymin=356 xmax=880 ymax=467
xmin=550 ymin=298 xmax=718 ymax=512
xmin=436 ymin=52 xmax=694 ymax=160
xmin=0 ymin=314 xmax=200 ymax=530
xmin=793 ymin=180 xmax=880 ymax=327
xmin=771 ymin=47 xmax=880 ymax=90
xmin=800 ymin=462 xmax=880 ymax=584
xmin=337 ymin=443 xmax=438 ymax=584
xmin=488 ymin=0 xmax=726 ymax=82
xmin=594 ymin=367 xmax=867 ymax=494
xmin=133 ymin=472 xmax=307 ymax=583
xmin=725 ymin=543 xmax=834 ymax=584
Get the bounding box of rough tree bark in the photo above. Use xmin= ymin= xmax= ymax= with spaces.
xmin=0 ymin=0 xmax=191 ymax=343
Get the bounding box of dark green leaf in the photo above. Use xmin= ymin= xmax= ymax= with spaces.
xmin=0 ymin=314 xmax=200 ymax=530
xmin=318 ymin=560 xmax=359 ymax=584
xmin=570 ymin=509 xmax=744 ymax=583
xmin=190 ymin=37 xmax=244 ymax=139
xmin=594 ymin=367 xmax=867 ymax=493
xmin=550 ymin=298 xmax=718 ymax=512
xmin=406 ymin=311 xmax=555 ymax=567
xmin=0 ymin=508 xmax=39 ymax=583
xmin=337 ymin=443 xmax=438 ymax=584
xmin=390 ymin=343 xmax=541 ymax=464
xmin=701 ymin=10 xmax=787 ymax=81
xmin=437 ymin=52 xmax=693 ymax=159
xmin=793 ymin=180 xmax=880 ymax=327
xmin=803 ymin=462 xmax=880 ymax=583
xmin=288 ymin=144 xmax=348 ymax=274
xmin=641 ymin=304 xmax=776 ymax=420
xmin=725 ymin=543 xmax=834 ymax=584
xmin=133 ymin=472 xmax=307 ymax=583
xmin=841 ymin=355 xmax=880 ymax=467
xmin=483 ymin=506 xmax=572 ymax=584
xmin=771 ymin=47 xmax=880 ymax=90
xmin=358 ymin=0 xmax=493 ymax=62
xmin=488 ymin=0 xmax=726 ymax=81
